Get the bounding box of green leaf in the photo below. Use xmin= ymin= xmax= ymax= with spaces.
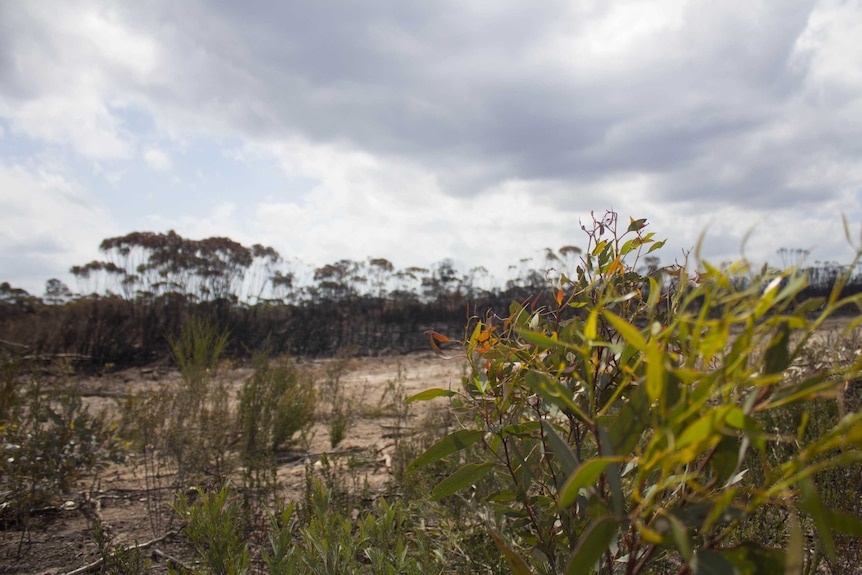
xmin=489 ymin=528 xmax=535 ymax=575
xmin=785 ymin=514 xmax=803 ymax=575
xmin=707 ymin=544 xmax=786 ymax=575
xmin=565 ymin=516 xmax=619 ymax=575
xmin=525 ymin=370 xmax=592 ymax=425
xmin=627 ymin=217 xmax=648 ymax=233
xmin=431 ymin=462 xmax=495 ymax=501
xmin=608 ymin=385 xmax=650 ymax=454
xmin=603 ymin=310 xmax=646 ymax=351
xmin=542 ymin=421 xmax=579 ymax=478
xmin=585 ymin=308 xmax=599 ymax=340
xmin=692 ymin=550 xmax=738 ymax=575
xmin=559 ymin=457 xmax=624 ymax=509
xmin=798 ymin=477 xmax=835 ymax=563
xmin=517 ymin=329 xmax=576 ymax=351
xmin=647 ymin=240 xmax=666 ymax=254
xmin=827 ymin=508 xmax=862 ymax=537
xmin=763 ymin=322 xmax=790 ymax=375
xmin=667 ymin=514 xmax=692 ymax=562
xmin=407 ymin=388 xmax=456 ymax=402
xmin=406 ymin=429 xmax=484 ymax=473
xmin=646 ymin=339 xmax=664 ymax=406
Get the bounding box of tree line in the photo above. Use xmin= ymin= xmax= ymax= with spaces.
xmin=1 ymin=229 xmax=860 ymax=370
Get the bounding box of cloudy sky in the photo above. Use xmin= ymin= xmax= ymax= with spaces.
xmin=2 ymin=0 xmax=862 ymax=295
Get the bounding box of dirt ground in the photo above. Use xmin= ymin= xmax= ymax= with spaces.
xmin=0 ymin=351 xmax=468 ymax=575
xmin=2 ymin=317 xmax=860 ymax=574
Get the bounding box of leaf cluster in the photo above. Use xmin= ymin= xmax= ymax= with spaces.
xmin=411 ymin=211 xmax=862 ymax=574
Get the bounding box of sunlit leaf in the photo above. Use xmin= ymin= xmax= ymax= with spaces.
xmin=603 ymin=310 xmax=646 ymax=351
xmin=407 ymin=388 xmax=456 ymax=402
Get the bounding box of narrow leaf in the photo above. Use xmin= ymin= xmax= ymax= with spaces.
xmin=604 ymin=310 xmax=646 ymax=351
xmin=798 ymin=477 xmax=835 ymax=563
xmin=407 ymin=429 xmax=484 ymax=473
xmin=542 ymin=421 xmax=579 ymax=478
xmin=763 ymin=322 xmax=790 ymax=375
xmin=565 ymin=516 xmax=619 ymax=575
xmin=489 ymin=528 xmax=535 ymax=575
xmin=559 ymin=457 xmax=624 ymax=509
xmin=646 ymin=340 xmax=664 ymax=406
xmin=407 ymin=388 xmax=456 ymax=402
xmin=431 ymin=462 xmax=495 ymax=501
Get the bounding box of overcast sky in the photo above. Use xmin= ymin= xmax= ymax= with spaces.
xmin=2 ymin=0 xmax=862 ymax=295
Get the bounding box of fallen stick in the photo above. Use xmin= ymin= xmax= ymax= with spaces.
xmin=152 ymin=548 xmax=196 ymax=573
xmin=61 ymin=530 xmax=177 ymax=575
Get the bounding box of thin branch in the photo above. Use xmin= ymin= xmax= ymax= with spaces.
xmin=61 ymin=530 xmax=178 ymax=575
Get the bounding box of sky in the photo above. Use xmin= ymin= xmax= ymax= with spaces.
xmin=2 ymin=0 xmax=862 ymax=296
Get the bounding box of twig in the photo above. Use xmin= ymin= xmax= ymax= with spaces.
xmin=0 ymin=337 xmax=29 ymax=350
xmin=61 ymin=531 xmax=177 ymax=575
xmin=152 ymin=548 xmax=196 ymax=573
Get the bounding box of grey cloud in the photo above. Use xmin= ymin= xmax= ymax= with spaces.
xmin=3 ymin=0 xmax=857 ymax=214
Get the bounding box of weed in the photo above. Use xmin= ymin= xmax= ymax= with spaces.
xmin=321 ymin=352 xmax=354 ymax=449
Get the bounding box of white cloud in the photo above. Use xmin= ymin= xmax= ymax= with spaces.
xmin=143 ymin=146 xmax=172 ymax=171
xmin=0 ymin=160 xmax=118 ymax=293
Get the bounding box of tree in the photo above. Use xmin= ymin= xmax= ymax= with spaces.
xmin=44 ymin=278 xmax=72 ymax=304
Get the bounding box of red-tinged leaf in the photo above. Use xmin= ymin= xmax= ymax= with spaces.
xmin=427 ymin=330 xmax=453 ymax=343
xmin=628 ymin=217 xmax=648 ymax=232
xmin=427 ymin=330 xmax=458 ymax=358
xmin=556 ymin=289 xmax=565 ymax=306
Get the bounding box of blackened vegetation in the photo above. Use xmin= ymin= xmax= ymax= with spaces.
xmin=1 ymin=232 xmax=858 ymax=371
xmin=0 ymin=232 xmax=557 ymax=370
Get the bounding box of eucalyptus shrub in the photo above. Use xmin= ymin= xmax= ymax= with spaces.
xmin=410 ymin=211 xmax=862 ymax=574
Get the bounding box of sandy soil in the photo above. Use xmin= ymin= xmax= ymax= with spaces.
xmin=0 ymin=351 xmax=468 ymax=575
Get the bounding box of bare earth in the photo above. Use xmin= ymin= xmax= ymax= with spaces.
xmin=0 ymin=351 xmax=468 ymax=575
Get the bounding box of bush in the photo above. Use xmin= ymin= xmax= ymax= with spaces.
xmin=410 ymin=211 xmax=862 ymax=574
xmin=238 ymin=350 xmax=316 ymax=458
xmin=0 ymin=362 xmax=125 ymax=528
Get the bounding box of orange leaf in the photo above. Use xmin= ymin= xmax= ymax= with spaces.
xmin=427 ymin=330 xmax=453 ymax=343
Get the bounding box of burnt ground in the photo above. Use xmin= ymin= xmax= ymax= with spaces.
xmin=0 ymin=351 xmax=467 ymax=575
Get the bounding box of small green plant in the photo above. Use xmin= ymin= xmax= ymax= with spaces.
xmin=237 ymin=349 xmax=316 ymax=525
xmin=91 ymin=519 xmax=150 ymax=575
xmin=238 ymin=349 xmax=316 ymax=457
xmin=321 ymin=352 xmax=354 ymax=449
xmin=173 ymin=483 xmax=250 ymax=575
xmin=119 ymin=316 xmax=234 ymax=537
xmin=0 ymin=373 xmax=125 ymax=533
xmin=410 ymin=211 xmax=862 ymax=574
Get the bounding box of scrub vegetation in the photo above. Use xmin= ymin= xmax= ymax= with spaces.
xmin=2 ymin=210 xmax=862 ymax=574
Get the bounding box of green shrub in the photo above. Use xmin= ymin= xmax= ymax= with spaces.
xmin=174 ymin=484 xmax=250 ymax=575
xmin=238 ymin=350 xmax=316 ymax=457
xmin=321 ymin=352 xmax=354 ymax=449
xmin=410 ymin=211 xmax=862 ymax=574
xmin=0 ymin=370 xmax=126 ymax=528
